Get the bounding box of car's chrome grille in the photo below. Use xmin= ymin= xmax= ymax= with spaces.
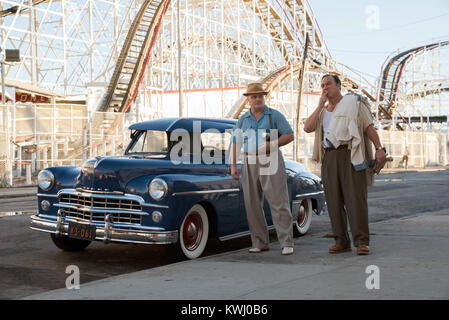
xmin=60 ymin=207 xmax=142 ymax=224
xmin=58 ymin=192 xmax=143 ymax=225
xmin=60 ymin=194 xmax=141 ymax=211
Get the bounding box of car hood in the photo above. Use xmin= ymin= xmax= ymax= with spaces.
xmin=74 ymin=155 xmax=221 ymax=192
xmin=75 ymin=156 xmax=172 ymax=192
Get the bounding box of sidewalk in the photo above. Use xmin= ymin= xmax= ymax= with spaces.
xmin=310 ymin=166 xmax=448 ymax=176
xmin=381 ymin=166 xmax=449 ymax=174
xmin=0 ymin=186 xmax=36 ymax=199
xmin=24 ymin=209 xmax=449 ymax=300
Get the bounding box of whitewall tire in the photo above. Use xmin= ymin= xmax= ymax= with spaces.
xmin=179 ymin=204 xmax=209 ymax=259
xmin=293 ymin=198 xmax=313 ymax=237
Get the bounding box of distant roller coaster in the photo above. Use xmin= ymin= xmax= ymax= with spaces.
xmin=377 ymin=40 xmax=449 ymax=130
xmin=1 ymin=0 xmax=447 ymax=130
xmin=0 ymin=0 xmax=373 ymax=119
xmin=1 ymin=0 xmax=448 ymax=187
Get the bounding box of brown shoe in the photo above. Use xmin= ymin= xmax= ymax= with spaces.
xmin=329 ymin=244 xmax=351 ymax=254
xmin=356 ymin=244 xmax=370 ymax=255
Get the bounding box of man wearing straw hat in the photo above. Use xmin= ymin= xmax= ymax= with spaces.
xmin=230 ymin=82 xmax=295 ymax=255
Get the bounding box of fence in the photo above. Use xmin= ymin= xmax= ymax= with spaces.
xmin=283 ymin=126 xmax=448 ymax=173
xmin=1 ymin=103 xmax=448 ymax=186
xmin=0 ymin=103 xmax=136 ymax=186
xmin=377 ymin=130 xmax=447 ymax=168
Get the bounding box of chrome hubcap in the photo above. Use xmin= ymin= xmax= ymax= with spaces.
xmin=187 ymin=222 xmax=197 ymax=238
xmin=298 ymin=200 xmax=308 ymax=227
xmin=182 ymin=212 xmax=203 ymax=251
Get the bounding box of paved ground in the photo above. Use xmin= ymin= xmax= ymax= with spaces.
xmin=0 ymin=187 xmax=36 ymax=200
xmin=23 ymin=209 xmax=449 ymax=300
xmin=1 ymin=167 xmax=448 ymax=300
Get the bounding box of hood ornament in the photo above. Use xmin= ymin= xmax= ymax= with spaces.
xmin=94 ymin=156 xmax=104 ymax=168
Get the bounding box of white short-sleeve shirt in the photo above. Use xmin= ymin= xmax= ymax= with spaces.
xmin=322 ymin=109 xmax=334 ymax=148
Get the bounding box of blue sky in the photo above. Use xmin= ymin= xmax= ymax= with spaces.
xmin=310 ymin=0 xmax=449 ymax=85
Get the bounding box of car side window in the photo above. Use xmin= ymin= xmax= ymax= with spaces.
xmin=129 ymin=131 xmax=146 ymax=153
xmin=128 ymin=130 xmax=168 ymax=154
xmin=201 ymin=132 xmax=231 ymax=158
xmin=145 ymin=130 xmax=168 ymax=153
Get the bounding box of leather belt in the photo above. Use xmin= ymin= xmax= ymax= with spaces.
xmin=324 ymin=144 xmax=348 ymax=151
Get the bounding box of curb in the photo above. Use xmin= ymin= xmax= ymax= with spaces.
xmin=311 ymin=167 xmax=448 ymax=176
xmin=0 ymin=193 xmax=36 ymax=199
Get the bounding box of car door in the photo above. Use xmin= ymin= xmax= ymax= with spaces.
xmin=201 ymin=131 xmax=243 ymax=237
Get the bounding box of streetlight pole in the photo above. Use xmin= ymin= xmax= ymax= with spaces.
xmin=1 ymin=48 xmax=20 ymax=104
xmin=1 ymin=50 xmax=5 ymax=105
xmin=0 ymin=48 xmax=20 ymax=187
xmin=295 ymin=34 xmax=310 ymax=162
xmin=0 ymin=48 xmax=10 ymax=186
xmin=177 ymin=0 xmax=183 ymax=117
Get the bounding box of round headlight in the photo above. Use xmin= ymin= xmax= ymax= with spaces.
xmin=38 ymin=170 xmax=54 ymax=191
xmin=149 ymin=178 xmax=168 ymax=201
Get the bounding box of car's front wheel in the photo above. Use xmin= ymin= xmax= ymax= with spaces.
xmin=50 ymin=233 xmax=91 ymax=251
xmin=170 ymin=204 xmax=209 ymax=260
xmin=293 ymin=199 xmax=313 ymax=237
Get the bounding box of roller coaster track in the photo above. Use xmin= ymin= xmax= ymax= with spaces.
xmin=407 ymin=86 xmax=449 ymax=100
xmin=227 ymin=64 xmax=292 ymax=119
xmin=247 ymin=0 xmax=299 ymax=62
xmin=245 ymin=0 xmax=329 ymax=64
xmin=379 ymin=41 xmax=449 ymax=106
xmin=0 ymin=0 xmax=49 ymax=17
xmin=95 ymin=0 xmax=328 ymax=115
xmin=97 ymin=0 xmax=171 ymax=112
xmin=159 ymin=36 xmax=266 ymax=66
xmin=227 ymin=60 xmax=373 ymax=119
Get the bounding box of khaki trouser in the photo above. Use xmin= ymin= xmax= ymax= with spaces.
xmin=241 ymin=150 xmax=293 ymax=249
xmin=321 ymin=147 xmax=369 ymax=247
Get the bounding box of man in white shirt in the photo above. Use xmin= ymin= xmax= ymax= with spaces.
xmin=304 ymin=74 xmax=386 ymax=255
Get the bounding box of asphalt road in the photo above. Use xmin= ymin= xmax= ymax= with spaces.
xmin=1 ymin=169 xmax=448 ymax=300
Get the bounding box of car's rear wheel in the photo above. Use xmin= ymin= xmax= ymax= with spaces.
xmin=50 ymin=233 xmax=91 ymax=252
xmin=293 ymin=199 xmax=313 ymax=237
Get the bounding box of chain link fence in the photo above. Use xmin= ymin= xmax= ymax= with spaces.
xmin=1 ymin=103 xmax=448 ymax=186
xmin=283 ymin=125 xmax=448 ymax=174
xmin=1 ymin=103 xmax=135 ymax=186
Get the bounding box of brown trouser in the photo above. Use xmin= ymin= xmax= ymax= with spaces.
xmin=321 ymin=147 xmax=369 ymax=247
xmin=241 ymin=150 xmax=293 ymax=249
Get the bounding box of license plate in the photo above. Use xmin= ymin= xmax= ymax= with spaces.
xmin=68 ymin=222 xmax=96 ymax=241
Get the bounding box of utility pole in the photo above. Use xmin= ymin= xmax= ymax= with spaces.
xmin=1 ymin=48 xmax=21 ymax=104
xmin=177 ymin=0 xmax=183 ymax=117
xmin=0 ymin=48 xmax=21 ymax=187
xmin=1 ymin=56 xmax=5 ymax=105
xmin=295 ymin=34 xmax=309 ymax=161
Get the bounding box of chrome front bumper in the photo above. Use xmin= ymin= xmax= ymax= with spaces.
xmin=30 ymin=212 xmax=178 ymax=245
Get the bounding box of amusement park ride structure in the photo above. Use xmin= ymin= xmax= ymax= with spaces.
xmin=0 ymin=0 xmax=448 ymax=185
xmin=1 ymin=0 xmax=372 ymax=113
xmin=0 ymin=0 xmax=447 ymax=125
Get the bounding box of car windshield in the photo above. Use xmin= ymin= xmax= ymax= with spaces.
xmin=127 ymin=130 xmax=169 ymax=154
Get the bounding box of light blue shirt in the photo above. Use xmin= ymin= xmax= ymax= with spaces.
xmin=231 ymin=105 xmax=293 ymax=153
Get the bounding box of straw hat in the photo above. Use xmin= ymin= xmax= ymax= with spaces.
xmin=243 ymin=82 xmax=269 ymax=96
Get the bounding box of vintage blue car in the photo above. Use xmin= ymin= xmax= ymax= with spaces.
xmin=30 ymin=118 xmax=326 ymax=259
